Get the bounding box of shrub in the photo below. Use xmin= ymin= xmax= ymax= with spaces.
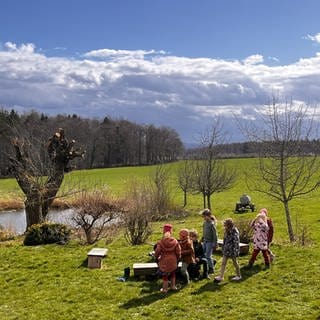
xmin=72 ymin=190 xmax=124 ymax=244
xmin=24 ymin=222 xmax=71 ymax=246
xmin=122 ymin=176 xmax=188 ymax=245
xmin=0 ymin=224 xmax=15 ymax=242
xmin=123 ymin=205 xmax=152 ymax=245
xmin=122 ymin=179 xmax=153 ymax=245
xmin=234 ymin=218 xmax=253 ymax=244
xmin=149 ymin=165 xmax=175 ymax=220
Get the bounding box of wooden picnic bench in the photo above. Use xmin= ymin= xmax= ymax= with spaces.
xmin=133 ymin=261 xmax=182 ymax=278
xmin=87 ymin=248 xmax=108 ymax=269
xmin=133 ymin=240 xmax=249 ymax=278
xmin=217 ymin=239 xmax=249 ymax=255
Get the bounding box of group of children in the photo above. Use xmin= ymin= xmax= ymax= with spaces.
xmin=154 ymin=207 xmax=274 ymax=293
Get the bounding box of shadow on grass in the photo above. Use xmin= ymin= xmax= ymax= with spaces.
xmin=121 ymin=276 xmax=159 ymax=291
xmin=120 ymin=282 xmax=175 ymax=310
xmin=79 ymin=258 xmax=88 ymax=268
xmin=240 ymin=264 xmax=263 ymax=280
xmin=191 ymin=279 xmax=228 ymax=295
xmin=191 ymin=264 xmax=263 ymax=294
xmin=120 ymin=291 xmax=168 ymax=309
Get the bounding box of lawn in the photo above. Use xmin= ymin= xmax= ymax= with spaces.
xmin=0 ymin=159 xmax=319 ymax=320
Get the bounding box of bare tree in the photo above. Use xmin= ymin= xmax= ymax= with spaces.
xmin=149 ymin=164 xmax=175 ymax=219
xmin=177 ymin=160 xmax=194 ymax=207
xmin=9 ymin=128 xmax=84 ymax=230
xmin=242 ymin=98 xmax=320 ymax=242
xmin=72 ymin=190 xmax=123 ymax=244
xmin=122 ymin=178 xmax=153 ymax=245
xmin=192 ymin=118 xmax=237 ymax=209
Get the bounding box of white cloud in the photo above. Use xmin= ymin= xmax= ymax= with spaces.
xmin=4 ymin=42 xmax=17 ymax=51
xmin=268 ymin=56 xmax=280 ymax=62
xmin=53 ymin=47 xmax=67 ymax=51
xmin=83 ymin=48 xmax=166 ymax=59
xmin=304 ymin=33 xmax=320 ymax=44
xmin=242 ymin=54 xmax=264 ymax=65
xmin=1 ymin=42 xmax=320 ymax=144
xmin=5 ymin=41 xmax=35 ymax=53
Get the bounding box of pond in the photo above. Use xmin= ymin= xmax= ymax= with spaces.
xmin=0 ymin=209 xmax=77 ymax=235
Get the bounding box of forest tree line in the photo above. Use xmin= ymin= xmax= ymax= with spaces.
xmin=1 ymin=108 xmax=320 ymax=178
xmin=0 ymin=108 xmax=184 ymax=177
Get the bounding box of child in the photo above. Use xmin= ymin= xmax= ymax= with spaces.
xmin=178 ymin=228 xmax=195 ymax=284
xmin=214 ymin=218 xmax=241 ymax=282
xmin=248 ymin=212 xmax=270 ymax=268
xmin=189 ymin=229 xmax=209 ymax=279
xmin=259 ymin=208 xmax=275 ymax=262
xmin=201 ymin=208 xmax=218 ymax=274
xmin=155 ymin=224 xmax=181 ymax=293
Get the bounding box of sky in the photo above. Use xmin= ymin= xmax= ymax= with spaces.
xmin=1 ymin=0 xmax=320 ymax=145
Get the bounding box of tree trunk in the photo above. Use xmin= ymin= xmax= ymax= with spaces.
xmin=202 ymin=193 xmax=206 ymax=209
xmin=25 ymin=193 xmax=44 ymax=229
xmin=284 ymin=200 xmax=295 ymax=242
xmin=183 ymin=191 xmax=187 ymax=207
xmin=206 ymin=194 xmax=212 ymax=210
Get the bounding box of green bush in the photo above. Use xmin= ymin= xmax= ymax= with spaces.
xmin=23 ymin=222 xmax=71 ymax=246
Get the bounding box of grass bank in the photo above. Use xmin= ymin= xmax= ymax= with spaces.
xmin=0 ymin=159 xmax=319 ymax=319
xmin=0 ymin=222 xmax=319 ymax=320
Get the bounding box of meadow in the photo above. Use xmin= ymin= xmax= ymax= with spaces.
xmin=0 ymin=159 xmax=319 ymax=320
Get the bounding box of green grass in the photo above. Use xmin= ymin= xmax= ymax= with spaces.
xmin=0 ymin=159 xmax=320 ymax=319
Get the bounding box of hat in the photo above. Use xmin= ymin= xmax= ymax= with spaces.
xmin=259 ymin=208 xmax=268 ymax=216
xmin=163 ymin=224 xmax=173 ymax=234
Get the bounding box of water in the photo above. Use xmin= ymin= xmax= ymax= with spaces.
xmin=0 ymin=209 xmax=77 ymax=234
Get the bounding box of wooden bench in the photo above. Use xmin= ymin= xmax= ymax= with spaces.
xmin=87 ymin=248 xmax=108 ymax=269
xmin=217 ymin=239 xmax=249 ymax=255
xmin=133 ymin=261 xmax=182 ymax=278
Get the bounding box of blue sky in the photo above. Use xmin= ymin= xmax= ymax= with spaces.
xmin=1 ymin=0 xmax=320 ymax=144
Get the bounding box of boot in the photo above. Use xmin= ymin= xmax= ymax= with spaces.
xmin=124 ymin=267 xmax=130 ymax=280
xmin=203 ymin=272 xmax=210 ymax=279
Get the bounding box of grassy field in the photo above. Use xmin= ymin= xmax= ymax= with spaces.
xmin=0 ymin=159 xmax=319 ymax=320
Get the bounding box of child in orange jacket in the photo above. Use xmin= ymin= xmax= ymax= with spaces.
xmin=178 ymin=228 xmax=195 ymax=284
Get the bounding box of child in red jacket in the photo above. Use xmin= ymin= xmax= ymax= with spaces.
xmin=155 ymin=224 xmax=181 ymax=293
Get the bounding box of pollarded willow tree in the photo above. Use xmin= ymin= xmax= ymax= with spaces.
xmin=242 ymin=98 xmax=320 ymax=242
xmin=9 ymin=128 xmax=84 ymax=230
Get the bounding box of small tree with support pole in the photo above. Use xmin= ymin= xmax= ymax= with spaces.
xmin=240 ymin=98 xmax=320 ymax=242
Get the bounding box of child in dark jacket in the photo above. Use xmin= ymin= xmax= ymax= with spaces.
xmin=214 ymin=218 xmax=242 ymax=282
xmin=189 ymin=229 xmax=209 ymax=279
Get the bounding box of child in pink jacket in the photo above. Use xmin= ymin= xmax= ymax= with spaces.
xmin=248 ymin=212 xmax=270 ymax=268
